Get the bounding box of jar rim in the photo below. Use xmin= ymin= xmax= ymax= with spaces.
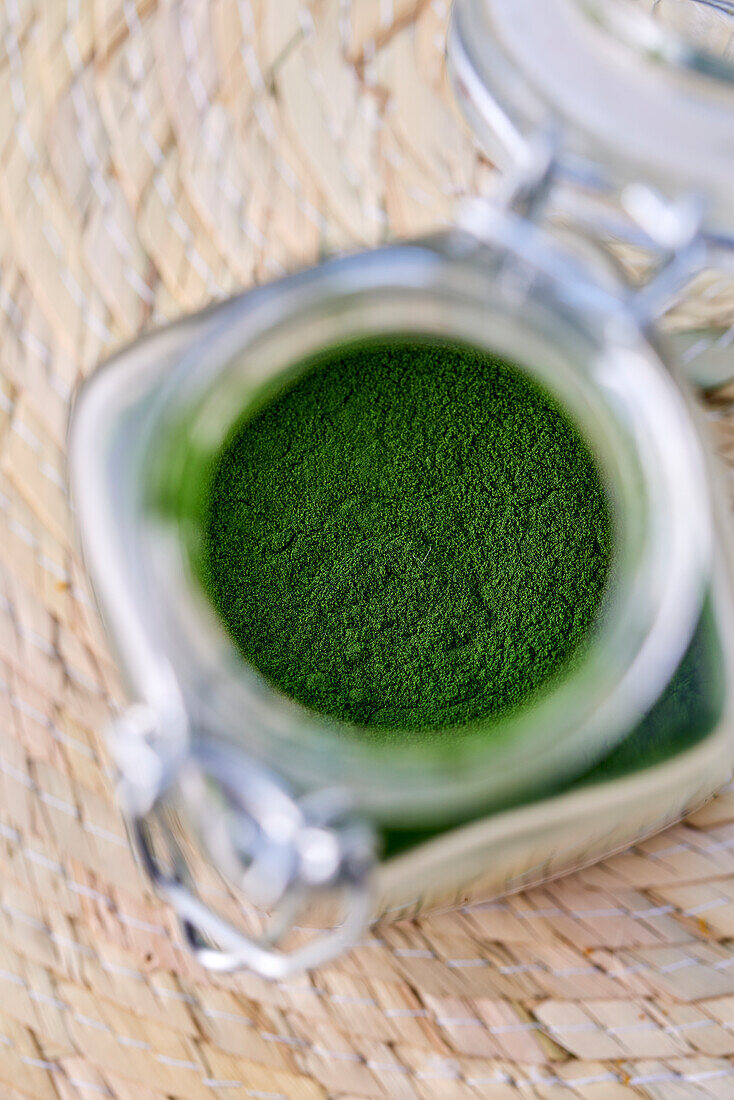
xmin=70 ymin=234 xmax=714 ymax=826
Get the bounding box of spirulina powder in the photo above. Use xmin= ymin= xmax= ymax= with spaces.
xmin=201 ymin=341 xmax=611 ymax=742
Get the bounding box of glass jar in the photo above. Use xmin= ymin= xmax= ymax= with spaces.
xmin=70 ymin=3 xmax=734 ymax=978
xmin=449 ymin=0 xmax=734 ymax=387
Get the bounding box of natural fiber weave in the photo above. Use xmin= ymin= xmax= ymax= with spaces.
xmin=2 ymin=1 xmax=734 ymax=1096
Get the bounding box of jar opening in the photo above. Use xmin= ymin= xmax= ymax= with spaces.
xmin=190 ymin=336 xmax=613 ymax=743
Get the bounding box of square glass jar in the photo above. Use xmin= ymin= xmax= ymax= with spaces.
xmin=70 ymin=219 xmax=734 ymax=975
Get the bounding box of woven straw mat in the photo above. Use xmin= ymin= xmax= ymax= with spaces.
xmin=4 ymin=2 xmax=734 ymax=1098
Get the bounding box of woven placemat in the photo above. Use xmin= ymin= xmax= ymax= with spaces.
xmin=2 ymin=2 xmax=734 ymax=1096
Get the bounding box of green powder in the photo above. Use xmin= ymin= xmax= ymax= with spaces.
xmin=201 ymin=340 xmax=612 ymax=741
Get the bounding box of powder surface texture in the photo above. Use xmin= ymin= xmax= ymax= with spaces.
xmin=202 ymin=342 xmax=611 ymax=742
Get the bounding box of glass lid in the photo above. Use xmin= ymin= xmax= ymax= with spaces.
xmin=449 ymin=0 xmax=734 ymax=227
xmin=581 ymin=0 xmax=734 ymax=78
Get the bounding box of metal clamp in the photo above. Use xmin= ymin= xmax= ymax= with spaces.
xmin=460 ymin=127 xmax=734 ymax=389
xmin=464 ymin=129 xmax=725 ymax=310
xmin=111 ymin=705 xmax=375 ymax=979
xmin=603 ymin=184 xmax=734 ymax=389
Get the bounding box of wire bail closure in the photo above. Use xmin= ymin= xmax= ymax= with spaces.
xmin=459 ymin=126 xmax=734 ymax=389
xmin=110 ymin=705 xmax=375 ymax=979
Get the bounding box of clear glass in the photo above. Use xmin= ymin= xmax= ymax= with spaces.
xmin=580 ymin=0 xmax=734 ymax=76
xmin=448 ymin=0 xmax=734 ymax=387
xmin=82 ymin=225 xmax=714 ymax=830
xmin=450 ymin=0 xmax=734 ymax=217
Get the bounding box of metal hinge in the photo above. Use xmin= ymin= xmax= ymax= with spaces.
xmin=110 ymin=704 xmax=375 ymax=979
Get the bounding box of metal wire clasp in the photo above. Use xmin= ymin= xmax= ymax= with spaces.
xmin=110 ymin=705 xmax=375 ymax=979
xmin=458 ymin=126 xmax=734 ymax=388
